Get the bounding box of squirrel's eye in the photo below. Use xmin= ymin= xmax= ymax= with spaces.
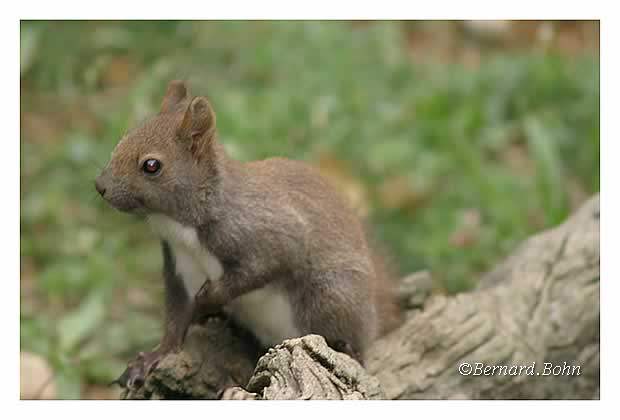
xmin=142 ymin=159 xmax=161 ymax=175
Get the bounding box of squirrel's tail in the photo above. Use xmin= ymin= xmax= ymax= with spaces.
xmin=368 ymin=238 xmax=404 ymax=337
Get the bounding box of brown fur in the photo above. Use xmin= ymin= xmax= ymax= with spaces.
xmin=96 ymin=80 xmax=401 ymax=366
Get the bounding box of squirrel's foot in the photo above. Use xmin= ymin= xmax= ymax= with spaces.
xmin=113 ymin=350 xmax=166 ymax=390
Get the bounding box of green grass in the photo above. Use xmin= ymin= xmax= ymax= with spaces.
xmin=20 ymin=21 xmax=599 ymax=398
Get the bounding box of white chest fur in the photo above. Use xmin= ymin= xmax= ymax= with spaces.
xmin=148 ymin=214 xmax=224 ymax=297
xmin=147 ymin=214 xmax=300 ymax=348
xmin=227 ymin=285 xmax=300 ymax=347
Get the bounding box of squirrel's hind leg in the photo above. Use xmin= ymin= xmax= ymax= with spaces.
xmin=290 ymin=270 xmax=377 ymax=366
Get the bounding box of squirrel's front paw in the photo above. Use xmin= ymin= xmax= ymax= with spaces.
xmin=113 ymin=350 xmax=165 ymax=390
xmin=195 ymin=284 xmax=224 ymax=316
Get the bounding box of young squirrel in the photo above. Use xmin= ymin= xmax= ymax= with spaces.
xmin=96 ymin=80 xmax=401 ymax=389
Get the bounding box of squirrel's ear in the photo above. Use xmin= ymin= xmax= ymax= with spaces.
xmin=160 ymin=80 xmax=189 ymax=113
xmin=177 ymin=96 xmax=217 ymax=157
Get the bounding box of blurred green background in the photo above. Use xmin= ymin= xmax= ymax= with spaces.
xmin=20 ymin=20 xmax=599 ymax=399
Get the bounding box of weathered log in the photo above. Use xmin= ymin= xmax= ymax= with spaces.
xmin=121 ymin=316 xmax=260 ymax=399
xmin=121 ymin=194 xmax=599 ymax=400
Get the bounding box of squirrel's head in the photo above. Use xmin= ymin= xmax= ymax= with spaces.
xmin=96 ymin=80 xmax=219 ymax=223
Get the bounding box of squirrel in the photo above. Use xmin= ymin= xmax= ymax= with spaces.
xmin=96 ymin=80 xmax=402 ymax=390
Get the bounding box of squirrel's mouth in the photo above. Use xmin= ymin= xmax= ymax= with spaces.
xmin=100 ymin=191 xmax=147 ymax=215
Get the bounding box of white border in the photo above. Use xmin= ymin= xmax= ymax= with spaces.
xmin=8 ymin=1 xmax=610 ymax=418
xmin=16 ymin=1 xmax=604 ymax=20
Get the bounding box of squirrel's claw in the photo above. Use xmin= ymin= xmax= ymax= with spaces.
xmin=108 ymin=370 xmax=129 ymax=387
xmin=112 ymin=350 xmax=164 ymax=390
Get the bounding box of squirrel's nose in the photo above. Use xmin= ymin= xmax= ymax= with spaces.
xmin=95 ymin=178 xmax=107 ymax=197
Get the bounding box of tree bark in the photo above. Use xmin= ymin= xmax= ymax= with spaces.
xmin=121 ymin=194 xmax=599 ymax=400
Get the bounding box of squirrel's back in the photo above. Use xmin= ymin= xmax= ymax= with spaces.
xmin=242 ymin=156 xmax=403 ymax=338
